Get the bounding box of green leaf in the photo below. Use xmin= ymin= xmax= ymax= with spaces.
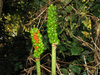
xmin=81 ymin=50 xmax=93 ymax=62
xmin=35 ymin=0 xmax=40 ymax=5
xmin=82 ymin=71 xmax=87 ymax=75
xmin=44 ymin=40 xmax=50 ymax=50
xmin=71 ymin=23 xmax=75 ymax=30
xmin=14 ymin=66 xmax=18 ymax=71
xmin=65 ymin=6 xmax=72 ymax=13
xmin=67 ymin=40 xmax=71 ymax=44
xmin=69 ymin=64 xmax=81 ymax=74
xmin=70 ymin=48 xmax=76 ymax=55
xmin=61 ymin=68 xmax=68 ymax=75
xmin=62 ymin=52 xmax=65 ymax=58
xmin=70 ymin=47 xmax=81 ymax=55
xmin=72 ymin=42 xmax=76 ymax=47
xmin=71 ymin=15 xmax=76 ymax=22
xmin=66 ymin=16 xmax=70 ymax=21
xmin=58 ymin=45 xmax=67 ymax=52
xmin=76 ymin=0 xmax=81 ymax=6
xmin=43 ymin=34 xmax=50 ymax=50
xmin=19 ymin=65 xmax=23 ymax=69
xmin=29 ymin=3 xmax=34 ymax=6
xmin=42 ymin=0 xmax=48 ymax=2
xmin=72 ymin=60 xmax=79 ymax=64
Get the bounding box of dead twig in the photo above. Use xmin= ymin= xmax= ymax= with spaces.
xmin=61 ymin=0 xmax=73 ymax=10
xmin=40 ymin=53 xmax=52 ymax=61
xmin=24 ymin=7 xmax=48 ymax=26
xmin=40 ymin=65 xmax=52 ymax=73
xmin=22 ymin=66 xmax=36 ymax=75
xmin=56 ymin=62 xmax=63 ymax=75
xmin=91 ymin=37 xmax=100 ymax=51
xmin=83 ymin=55 xmax=90 ymax=75
xmin=37 ymin=15 xmax=42 ymax=28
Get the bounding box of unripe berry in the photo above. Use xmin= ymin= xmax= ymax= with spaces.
xmin=47 ymin=4 xmax=59 ymax=45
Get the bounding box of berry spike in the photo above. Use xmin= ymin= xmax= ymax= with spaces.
xmin=30 ymin=27 xmax=44 ymax=58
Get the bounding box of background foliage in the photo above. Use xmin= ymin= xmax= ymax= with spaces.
xmin=0 ymin=0 xmax=100 ymax=75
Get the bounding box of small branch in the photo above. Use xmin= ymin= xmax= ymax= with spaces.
xmin=24 ymin=8 xmax=47 ymax=26
xmin=69 ymin=4 xmax=81 ymax=15
xmin=83 ymin=55 xmax=90 ymax=75
xmin=40 ymin=65 xmax=52 ymax=73
xmin=56 ymin=63 xmax=62 ymax=75
xmin=39 ymin=19 xmax=44 ymax=30
xmin=91 ymin=37 xmax=100 ymax=51
xmin=40 ymin=53 xmax=52 ymax=61
xmin=37 ymin=16 xmax=42 ymax=28
xmin=22 ymin=66 xmax=36 ymax=75
xmin=71 ymin=34 xmax=95 ymax=51
xmin=62 ymin=0 xmax=73 ymax=10
xmin=57 ymin=60 xmax=96 ymax=69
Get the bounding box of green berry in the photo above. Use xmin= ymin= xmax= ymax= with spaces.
xmin=47 ymin=4 xmax=59 ymax=44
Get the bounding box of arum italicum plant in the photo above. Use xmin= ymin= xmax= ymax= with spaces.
xmin=30 ymin=27 xmax=44 ymax=75
xmin=47 ymin=4 xmax=59 ymax=75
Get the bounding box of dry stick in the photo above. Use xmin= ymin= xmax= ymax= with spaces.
xmin=62 ymin=0 xmax=73 ymax=10
xmin=74 ymin=0 xmax=78 ymax=11
xmin=74 ymin=35 xmax=100 ymax=61
xmin=83 ymin=55 xmax=90 ymax=75
xmin=56 ymin=63 xmax=62 ymax=75
xmin=41 ymin=53 xmax=62 ymax=74
xmin=57 ymin=60 xmax=96 ymax=69
xmin=91 ymin=37 xmax=100 ymax=63
xmin=39 ymin=19 xmax=44 ymax=30
xmin=42 ymin=61 xmax=51 ymax=66
xmin=40 ymin=65 xmax=52 ymax=73
xmin=72 ymin=35 xmax=94 ymax=50
xmin=96 ymin=68 xmax=98 ymax=75
xmin=24 ymin=0 xmax=58 ymax=26
xmin=39 ymin=11 xmax=48 ymax=30
xmin=24 ymin=8 xmax=47 ymax=26
xmin=28 ymin=0 xmax=58 ymax=19
xmin=42 ymin=65 xmax=51 ymax=70
xmin=26 ymin=46 xmax=33 ymax=68
xmin=70 ymin=34 xmax=100 ymax=74
xmin=23 ymin=66 xmax=36 ymax=75
xmin=37 ymin=15 xmax=42 ymax=28
xmin=66 ymin=28 xmax=100 ymax=61
xmin=95 ymin=61 xmax=100 ymax=74
xmin=91 ymin=37 xmax=100 ymax=51
xmin=78 ymin=36 xmax=94 ymax=50
xmin=41 ymin=52 xmax=62 ymax=74
xmin=42 ymin=61 xmax=61 ymax=74
xmin=69 ymin=4 xmax=81 ymax=15
xmin=72 ymin=35 xmax=95 ymax=52
xmin=41 ymin=64 xmax=61 ymax=75
xmin=64 ymin=50 xmax=93 ymax=56
xmin=40 ymin=53 xmax=52 ymax=61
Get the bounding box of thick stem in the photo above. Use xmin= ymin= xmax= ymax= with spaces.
xmin=52 ymin=44 xmax=56 ymax=75
xmin=36 ymin=58 xmax=41 ymax=75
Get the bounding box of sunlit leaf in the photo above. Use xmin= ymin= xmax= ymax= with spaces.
xmin=81 ymin=31 xmax=90 ymax=38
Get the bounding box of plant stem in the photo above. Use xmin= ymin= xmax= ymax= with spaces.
xmin=52 ymin=44 xmax=56 ymax=75
xmin=36 ymin=58 xmax=41 ymax=75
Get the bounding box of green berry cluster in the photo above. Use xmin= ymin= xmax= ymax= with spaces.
xmin=30 ymin=27 xmax=44 ymax=58
xmin=47 ymin=4 xmax=59 ymax=44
